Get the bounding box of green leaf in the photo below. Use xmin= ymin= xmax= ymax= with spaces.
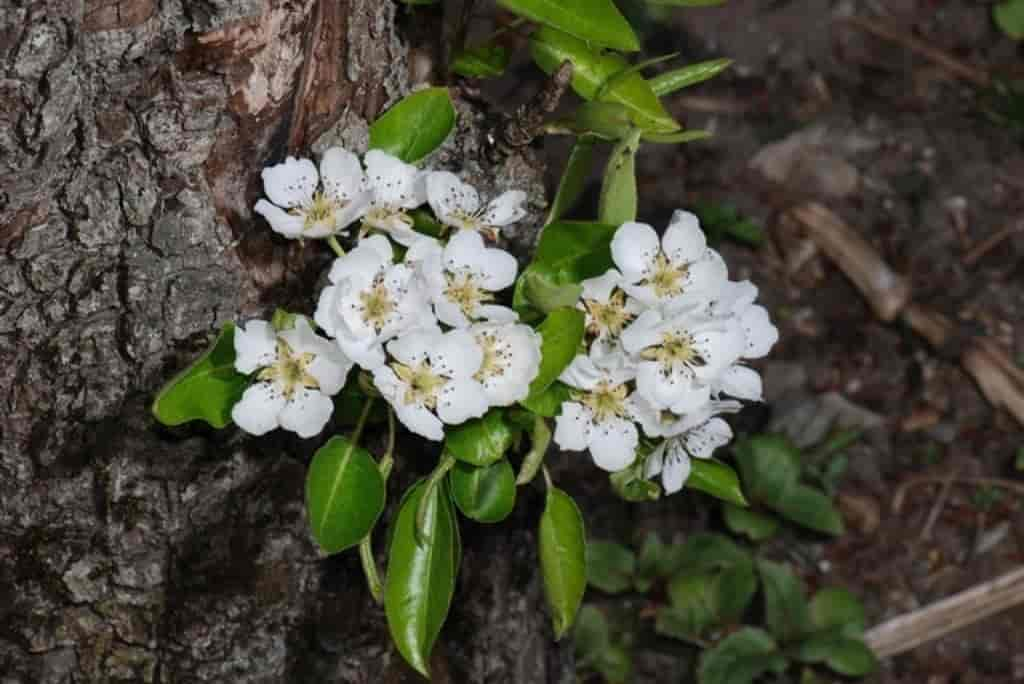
xmin=523 ymin=272 xmax=583 ymax=314
xmin=796 ymin=632 xmax=878 ymax=676
xmin=686 ymin=459 xmax=748 ymax=506
xmin=642 ymin=128 xmax=712 ymax=144
xmin=305 ymin=436 xmax=386 ymax=554
xmin=663 ymin=573 xmax=720 ymax=637
xmin=698 ymin=628 xmax=788 ymax=684
xmin=574 ymin=604 xmax=611 ymax=667
xmin=530 ymin=27 xmax=679 ymax=133
xmin=597 ymin=645 xmax=632 ymax=684
xmin=519 ymin=380 xmax=572 ymax=418
xmin=650 ymin=58 xmax=733 ymax=96
xmin=449 ymin=459 xmax=516 ymax=523
xmin=452 ymin=44 xmax=510 ymax=78
xmin=547 ymin=135 xmax=597 ymax=224
xmin=995 ymin=0 xmax=1024 ymax=40
xmin=634 ymin=531 xmax=666 ymax=592
xmin=670 ymin=534 xmax=757 ymax=630
xmin=773 ymin=485 xmax=845 ymax=536
xmin=610 ymin=463 xmax=662 ymax=502
xmin=539 ymin=487 xmax=587 ymax=639
xmin=152 ymin=323 xmax=248 ymax=428
xmin=586 ymin=540 xmax=636 ymax=594
xmin=445 ymin=409 xmax=514 ymax=466
xmin=734 ymin=434 xmax=801 ymax=502
xmin=692 ymin=201 xmax=764 ymax=246
xmin=524 ymin=308 xmax=586 ymax=401
xmin=758 ymin=559 xmax=811 ymax=643
xmin=564 ymin=102 xmax=635 ymax=140
xmin=722 ymin=503 xmax=779 ymax=542
xmin=385 ymin=481 xmax=458 ymax=678
xmin=809 ymin=588 xmax=867 ymax=634
xmin=648 ymin=0 xmax=725 ymax=6
xmin=517 ymin=416 xmax=552 ymax=485
xmin=368 ymin=87 xmax=456 ymax=163
xmin=498 ymin=0 xmax=640 ymax=52
xmin=598 ymin=128 xmax=641 ymax=225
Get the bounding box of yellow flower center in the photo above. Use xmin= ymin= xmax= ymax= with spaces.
xmin=640 ymin=331 xmax=704 ymax=370
xmin=393 ymin=360 xmax=448 ymax=408
xmin=444 ymin=272 xmax=492 ymax=318
xmin=363 ymin=206 xmax=413 ymax=232
xmin=257 ymin=339 xmax=319 ymax=399
xmin=583 ymin=290 xmax=634 ymax=338
xmin=577 ymin=380 xmax=630 ymax=423
xmin=643 ymin=253 xmax=687 ymax=299
xmin=358 ymin=277 xmax=395 ymax=332
xmin=473 ymin=331 xmax=506 ymax=384
xmin=293 ymin=191 xmax=342 ymax=231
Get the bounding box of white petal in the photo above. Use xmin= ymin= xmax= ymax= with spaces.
xmin=476 ymin=304 xmax=519 ymax=323
xmin=691 ymin=321 xmax=746 ymax=379
xmin=443 ymin=229 xmax=487 ymax=271
xmin=713 ymin=280 xmax=759 ymax=317
xmin=314 ymin=285 xmax=342 ymax=338
xmin=620 ymin=308 xmax=664 ymax=355
xmin=338 ymin=335 xmax=387 ymax=370
xmin=644 ymin=442 xmax=666 ymax=479
xmin=327 ymin=237 xmax=389 ymax=285
xmin=740 ymin=305 xmax=778 ymax=359
xmin=387 ymin=329 xmax=435 ymax=367
xmin=254 ymin=199 xmax=305 ymax=238
xmin=660 ymin=441 xmax=691 ymax=494
xmin=279 ymin=388 xmax=334 ymax=438
xmin=405 ymin=236 xmax=443 ymax=268
xmin=395 ymin=402 xmax=445 ymax=441
xmin=662 ymin=210 xmax=707 ymax=265
xmin=558 ymin=353 xmax=602 ymax=390
xmin=231 ymin=382 xmax=285 ymax=436
xmin=553 ymin=402 xmax=591 ymax=451
xmin=426 ymin=171 xmax=479 ymax=223
xmin=320 ymin=147 xmax=365 ymax=201
xmin=611 ymin=222 xmax=659 ymax=283
xmin=434 ymin=298 xmax=472 ymax=329
xmin=588 ymin=416 xmax=638 ymax=472
xmin=365 ymin=150 xmax=425 ymax=208
xmin=483 ymin=190 xmax=526 ymax=226
xmin=262 ymin=156 xmax=317 ymax=209
xmin=683 ymin=417 xmax=733 ymax=460
xmin=234 ymin=320 xmax=277 ymax=374
xmin=432 ymin=329 xmax=483 ymax=379
xmin=581 ymin=269 xmax=624 ymax=303
xmin=476 ymin=247 xmax=518 ymax=291
xmin=621 ymin=282 xmax=658 ymax=308
xmin=668 ymin=381 xmax=712 ymax=414
xmin=437 ymin=378 xmax=489 ymax=424
xmin=684 ymin=250 xmax=728 ymax=296
xmin=304 ymin=190 xmax=370 ymax=238
xmin=636 ymin=361 xmax=691 ymax=410
xmin=716 ymin=365 xmax=763 ymax=401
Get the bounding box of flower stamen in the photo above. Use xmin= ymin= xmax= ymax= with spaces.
xmin=392 ymin=360 xmax=448 ymax=409
xmin=575 ymin=380 xmax=630 ymax=423
xmin=256 ymin=339 xmax=319 ymax=399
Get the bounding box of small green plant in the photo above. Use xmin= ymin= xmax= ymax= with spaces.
xmin=995 ymin=0 xmax=1024 ymax=40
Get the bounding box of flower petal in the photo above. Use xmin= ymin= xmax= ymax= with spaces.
xmin=432 ymin=329 xmax=483 ymax=379
xmin=476 ymin=247 xmax=518 ymax=291
xmin=365 ymin=149 xmax=426 ymax=208
xmin=644 ymin=441 xmax=666 ymax=479
xmin=262 ymin=156 xmax=317 ymax=209
xmin=320 ymin=147 xmax=365 ymax=201
xmin=668 ymin=381 xmax=712 ymax=415
xmin=279 ymin=388 xmax=334 ymax=438
xmin=581 ymin=269 xmax=623 ymax=303
xmin=254 ymin=199 xmax=305 ymax=238
xmin=327 ymin=235 xmax=390 ymax=285
xmin=660 ymin=440 xmax=691 ymax=494
xmin=437 ymin=378 xmax=489 ymax=424
xmin=716 ymin=365 xmax=762 ymax=401
xmin=740 ymin=305 xmax=778 ymax=359
xmin=553 ymin=402 xmax=591 ymax=451
xmin=476 ymin=304 xmax=519 ymax=323
xmin=426 ymin=171 xmax=479 ymax=223
xmin=663 ymin=210 xmax=707 ymax=265
xmin=587 ymin=416 xmax=638 ymax=472
xmin=683 ymin=250 xmax=728 ymax=296
xmin=558 ymin=353 xmax=602 ymax=390
xmin=483 ymin=190 xmax=526 ymax=226
xmin=611 ymin=221 xmax=660 ymax=283
xmin=386 ymin=329 xmax=435 ymax=367
xmin=620 ymin=308 xmax=664 ymax=355
xmin=234 ymin=320 xmax=278 ymax=374
xmin=231 ymin=382 xmax=285 ymax=436
xmin=683 ymin=417 xmax=732 ymax=460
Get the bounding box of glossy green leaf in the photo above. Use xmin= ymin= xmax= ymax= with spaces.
xmin=663 ymin=572 xmax=720 ymax=637
xmin=796 ymin=632 xmax=878 ymax=676
xmin=698 ymin=628 xmax=788 ymax=684
xmin=574 ymin=604 xmax=611 ymax=667
xmin=650 ymin=58 xmax=733 ymax=96
xmin=305 ymin=436 xmax=386 ymax=554
xmin=586 ymin=540 xmax=636 ymax=594
xmin=385 ymin=481 xmax=458 ymax=678
xmin=452 ymin=44 xmax=510 ymax=78
xmin=368 ymin=87 xmax=456 ymax=163
xmin=722 ymin=503 xmax=779 ymax=542
xmin=669 ymin=534 xmax=757 ymax=632
xmin=445 ymin=409 xmax=514 ymax=466
xmin=733 ymin=434 xmax=802 ymax=502
xmin=449 ymin=459 xmax=516 ymax=523
xmin=530 ymin=27 xmax=679 ymax=132
xmin=523 ymin=272 xmax=583 ymax=314
xmin=517 ymin=416 xmax=552 ymax=484
xmin=809 ymin=588 xmax=867 ymax=634
xmin=774 ymin=485 xmax=845 ymax=535
xmin=995 ymin=0 xmax=1024 ymax=40
xmin=525 ymin=308 xmax=585 ymax=401
xmin=595 ymin=53 xmax=679 ymax=101
xmin=547 ymin=135 xmax=597 ymax=224
xmin=598 ymin=128 xmax=641 ymax=225
xmin=686 ymin=459 xmax=748 ymax=506
xmin=758 ymin=559 xmax=811 ymax=643
xmin=565 ymin=102 xmax=634 ymax=140
xmin=519 ymin=380 xmax=572 ymax=418
xmin=498 ymin=0 xmax=640 ymax=52
xmin=539 ymin=487 xmax=587 ymax=639
xmin=152 ymin=323 xmax=248 ymax=428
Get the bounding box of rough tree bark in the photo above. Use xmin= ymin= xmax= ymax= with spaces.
xmin=0 ymin=1 xmax=569 ymax=681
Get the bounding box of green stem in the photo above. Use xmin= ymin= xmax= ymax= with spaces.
xmin=327 ymin=235 xmax=345 ymax=257
xmin=359 ymin=534 xmax=384 ymax=603
xmin=379 ymin=407 xmax=396 ymax=482
xmin=516 ymin=416 xmax=551 ymax=486
xmin=416 ymin=453 xmax=456 ymax=544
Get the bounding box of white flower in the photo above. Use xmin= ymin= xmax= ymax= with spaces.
xmin=621 ymin=307 xmax=745 ymax=413
xmin=426 ymin=171 xmax=526 ymax=239
xmin=554 ymin=352 xmax=639 ymax=472
xmin=254 ymin=148 xmax=370 ymax=239
xmin=611 ymin=210 xmax=727 ymax=308
xmin=231 ymin=318 xmax=352 ymax=438
xmin=314 ymin=235 xmax=434 ymax=369
xmin=712 ymin=364 xmax=764 ymax=402
xmin=421 ymin=230 xmax=519 ymax=327
xmin=632 ymin=395 xmax=742 ymax=438
xmin=362 ymin=150 xmax=428 ymax=245
xmin=470 ymin=322 xmax=542 ymax=406
xmin=578 ymin=268 xmax=643 ymax=359
xmin=372 ymin=328 xmax=489 ymax=440
xmin=644 ymin=416 xmax=734 ymax=494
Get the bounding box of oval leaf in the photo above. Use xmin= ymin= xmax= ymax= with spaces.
xmin=586 ymin=540 xmax=636 ymax=594
xmin=385 ymin=481 xmax=458 ymax=678
xmin=540 ymin=487 xmax=587 ymax=639
xmin=452 ymin=44 xmax=510 ymax=78
xmin=445 ymin=409 xmax=514 ymax=466
xmin=305 ymin=435 xmax=386 ymax=554
xmin=650 ymin=58 xmax=733 ymax=96
xmin=687 ymin=459 xmax=748 ymax=506
xmin=152 ymin=323 xmax=248 ymax=428
xmin=598 ymin=128 xmax=641 ymax=225
xmin=773 ymin=485 xmax=845 ymax=536
xmin=519 ymin=380 xmax=572 ymax=418
xmin=449 ymin=459 xmax=516 ymax=523
xmin=369 ymin=87 xmax=456 ymax=163
xmin=498 ymin=0 xmax=640 ymax=52
xmin=809 ymin=588 xmax=867 ymax=634
xmin=758 ymin=559 xmax=811 ymax=643
xmin=722 ymin=503 xmax=779 ymax=542
xmin=698 ymin=627 xmax=788 ymax=684
xmin=525 ymin=308 xmax=586 ymax=401
xmin=547 ymin=135 xmax=597 ymax=224
xmin=530 ymin=27 xmax=679 ymax=133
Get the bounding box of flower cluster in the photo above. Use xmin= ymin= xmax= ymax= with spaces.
xmin=553 ymin=211 xmax=778 ymax=494
xmin=234 ymin=147 xmax=540 ymax=440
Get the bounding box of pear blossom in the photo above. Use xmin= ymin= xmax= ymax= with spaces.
xmin=644 ymin=415 xmax=735 ymax=494
xmin=470 ymin=322 xmax=542 ymax=406
xmin=362 ymin=150 xmax=427 ymax=245
xmin=578 ymin=268 xmax=643 ymax=360
xmin=231 ymin=318 xmax=352 ymax=438
xmin=372 ymin=328 xmax=489 ymax=440
xmin=611 ymin=210 xmax=727 ymax=308
xmin=554 ymin=352 xmax=640 ymax=472
xmin=420 ymin=230 xmax=519 ymax=327
xmin=314 ymin=235 xmax=434 ymax=369
xmin=426 ymin=171 xmax=526 ymax=240
xmin=621 ymin=307 xmax=745 ymax=413
xmin=254 ymin=148 xmax=370 ymax=239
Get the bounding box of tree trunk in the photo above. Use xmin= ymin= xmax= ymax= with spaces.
xmin=0 ymin=1 xmax=569 ymax=681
